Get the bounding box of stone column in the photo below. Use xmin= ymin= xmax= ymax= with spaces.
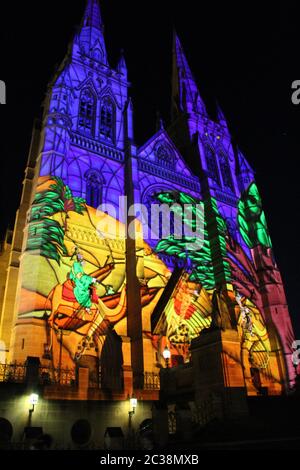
xmin=121 ymin=336 xmax=133 ymax=396
xmin=191 ymin=329 xmax=249 ymax=422
xmin=78 ymin=367 xmax=89 ymax=400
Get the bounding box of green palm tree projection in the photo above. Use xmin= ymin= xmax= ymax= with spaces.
xmin=209 ymin=197 xmax=232 ymax=285
xmin=27 ymin=177 xmax=86 ymax=264
xmin=238 ymin=182 xmax=272 ymax=249
xmin=154 ymin=191 xmax=230 ymax=289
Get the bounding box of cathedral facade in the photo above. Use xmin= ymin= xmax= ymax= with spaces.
xmin=0 ymin=0 xmax=295 ymax=408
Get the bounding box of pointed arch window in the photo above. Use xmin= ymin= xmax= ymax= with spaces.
xmin=205 ymin=145 xmax=220 ymax=185
xmin=93 ymin=48 xmax=102 ymax=62
xmin=219 ymin=152 xmax=234 ymax=192
xmin=78 ymin=89 xmax=96 ymax=135
xmin=85 ymin=170 xmax=103 ymax=208
xmin=100 ymin=97 xmax=115 ymax=142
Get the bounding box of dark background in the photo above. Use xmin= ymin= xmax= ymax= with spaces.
xmin=0 ymin=0 xmax=299 ymax=334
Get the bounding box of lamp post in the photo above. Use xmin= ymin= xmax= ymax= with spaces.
xmin=163 ymin=345 xmax=171 ymax=368
xmin=128 ymin=395 xmax=137 ymax=449
xmin=28 ymin=393 xmax=39 ymax=427
xmin=29 ymin=393 xmax=39 ymax=412
xmin=128 ymin=395 xmax=137 ymax=419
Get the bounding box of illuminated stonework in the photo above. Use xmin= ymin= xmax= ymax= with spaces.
xmin=0 ymin=0 xmax=295 ymax=400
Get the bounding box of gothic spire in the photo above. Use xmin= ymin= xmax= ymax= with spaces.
xmin=117 ymin=49 xmax=127 ymax=78
xmin=155 ymin=111 xmax=165 ymax=132
xmin=77 ymin=0 xmax=108 ymax=65
xmin=172 ymin=31 xmax=207 ymax=117
xmin=83 ymin=0 xmax=104 ymax=31
xmin=216 ymin=101 xmax=228 ymax=128
xmin=235 ymin=146 xmax=254 ymax=192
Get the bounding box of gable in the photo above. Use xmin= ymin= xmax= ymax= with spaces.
xmin=137 ymin=129 xmax=195 ymax=179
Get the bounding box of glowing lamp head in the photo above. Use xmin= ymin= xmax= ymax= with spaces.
xmin=163 ymin=346 xmax=171 ymax=361
xmin=29 ymin=393 xmax=39 ymax=406
xmin=130 ymin=397 xmax=137 ymax=410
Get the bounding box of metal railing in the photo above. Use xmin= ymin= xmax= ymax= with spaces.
xmin=0 ymin=363 xmax=161 ymax=391
xmin=39 ymin=365 xmax=76 ymax=386
xmin=0 ymin=362 xmax=76 ymax=386
xmin=0 ymin=362 xmax=26 ymax=383
xmin=144 ymin=372 xmax=160 ymax=390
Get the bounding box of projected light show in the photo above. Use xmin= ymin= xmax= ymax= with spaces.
xmin=13 ymin=170 xmax=288 ymax=396
xmin=0 ymin=0 xmax=298 ymax=454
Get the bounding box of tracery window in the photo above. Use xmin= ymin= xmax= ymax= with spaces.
xmin=100 ymin=97 xmax=114 ymax=142
xmin=219 ymin=152 xmax=234 ymax=192
xmin=205 ymin=145 xmax=220 ymax=184
xmin=85 ymin=170 xmax=103 ymax=208
xmin=78 ymin=89 xmax=95 ymax=135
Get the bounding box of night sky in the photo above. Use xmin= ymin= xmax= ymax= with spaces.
xmin=0 ymin=1 xmax=299 ymax=335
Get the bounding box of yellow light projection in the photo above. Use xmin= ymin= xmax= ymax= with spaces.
xmin=14 ymin=176 xmax=283 ymax=395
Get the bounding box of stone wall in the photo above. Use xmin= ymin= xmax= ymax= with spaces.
xmin=0 ymin=383 xmax=153 ymax=449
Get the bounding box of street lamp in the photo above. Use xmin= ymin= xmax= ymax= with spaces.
xmin=29 ymin=393 xmax=39 ymax=412
xmin=127 ymin=395 xmax=138 ymax=449
xmin=163 ymin=345 xmax=171 ymax=368
xmin=128 ymin=395 xmax=137 ymax=417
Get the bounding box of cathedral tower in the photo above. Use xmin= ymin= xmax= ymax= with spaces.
xmin=170 ymin=32 xmax=295 ymax=387
xmin=0 ymin=0 xmax=144 ymax=392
